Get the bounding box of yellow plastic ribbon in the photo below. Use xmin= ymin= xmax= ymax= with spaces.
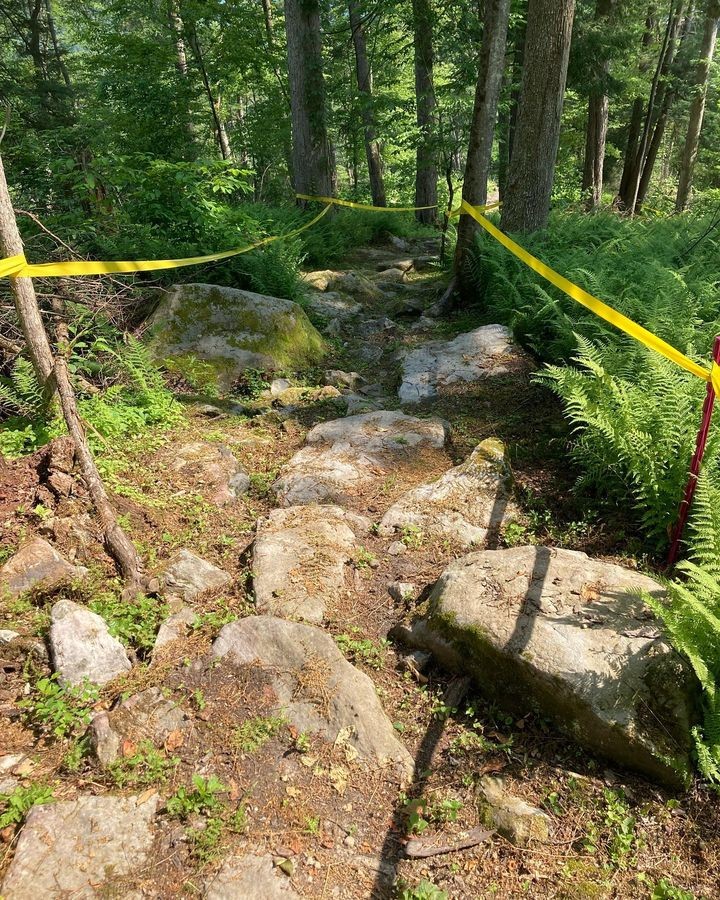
xmin=296 ymin=194 xmax=438 ymax=212
xmin=0 ymin=204 xmax=332 ymax=279
xmin=459 ymin=199 xmax=713 ymax=387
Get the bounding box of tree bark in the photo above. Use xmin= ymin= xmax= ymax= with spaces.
xmin=0 ymin=150 xmax=143 ymax=590
xmin=284 ymin=0 xmax=336 ymax=201
xmin=0 ymin=153 xmax=54 ymax=387
xmin=675 ymin=0 xmax=720 ymax=210
xmin=349 ymin=0 xmax=386 ymax=206
xmin=582 ymin=0 xmax=615 ymax=210
xmin=501 ymin=0 xmax=576 ymax=232
xmin=168 ymin=0 xmax=189 ymax=76
xmin=412 ymin=0 xmax=437 ymax=224
xmin=454 ymin=0 xmax=511 ymax=272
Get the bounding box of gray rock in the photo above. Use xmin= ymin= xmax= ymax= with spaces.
xmin=380 ymin=438 xmax=520 ymax=548
xmin=50 ymin=599 xmax=131 ymax=687
xmin=0 ymin=793 xmax=158 ymax=899
xmin=344 ymin=393 xmax=379 ymax=416
xmin=301 ymin=269 xmax=339 ymax=291
xmin=334 ymin=272 xmax=382 ymax=301
xmin=387 ymin=541 xmax=407 ymax=556
xmin=213 ymin=616 xmax=413 ymax=775
xmin=306 ymin=292 xmax=363 ymax=322
xmin=205 ymin=854 xmax=299 ymax=899
xmin=270 ymin=378 xmax=291 ymax=396
xmin=0 ymin=538 xmax=85 ymax=598
xmin=0 ymin=629 xmax=20 ymax=643
xmin=399 ymin=546 xmax=699 ymax=786
xmin=153 ymin=603 xmax=198 ymax=651
xmin=399 ymin=324 xmax=530 ymax=403
xmin=89 ymin=687 xmax=186 ymax=767
xmin=147 ymin=283 xmax=325 ymax=389
xmin=273 ymin=411 xmax=448 ymax=507
xmin=376 ymin=259 xmax=414 ymax=273
xmin=325 ymin=370 xmax=364 ymax=390
xmin=388 ymin=582 xmax=417 ymax=603
xmin=170 ymin=441 xmax=250 ymax=505
xmin=358 ymin=316 xmax=396 ymax=338
xmin=389 ymin=235 xmax=410 ymax=251
xmin=253 ymin=506 xmax=369 ymax=623
xmin=357 ymin=345 xmax=383 ymax=365
xmin=375 ymin=267 xmax=407 ymax=284
xmin=161 ymin=549 xmax=231 ymax=601
xmin=478 ymin=777 xmax=550 ymax=846
xmin=401 ymin=650 xmax=432 ymax=679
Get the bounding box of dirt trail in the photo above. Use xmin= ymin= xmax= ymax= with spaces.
xmin=2 ymin=238 xmax=719 ymax=899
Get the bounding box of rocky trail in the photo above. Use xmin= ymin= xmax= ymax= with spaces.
xmin=1 ymin=236 xmax=719 ymax=899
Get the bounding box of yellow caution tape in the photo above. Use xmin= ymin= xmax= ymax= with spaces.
xmin=0 ymin=204 xmax=332 ymax=279
xmin=459 ymin=199 xmax=712 ymax=386
xmin=296 ymin=193 xmax=438 ymax=212
xmin=0 ymin=253 xmax=25 ymax=277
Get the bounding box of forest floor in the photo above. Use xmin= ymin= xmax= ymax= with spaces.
xmin=1 ymin=235 xmax=719 ymax=899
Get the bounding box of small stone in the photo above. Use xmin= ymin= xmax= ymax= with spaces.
xmin=170 ymin=442 xmax=250 ymax=506
xmin=402 ymin=650 xmax=432 ymax=677
xmin=325 ymin=370 xmax=364 ymax=390
xmin=388 ymin=581 xmax=416 ymax=603
xmin=205 ymin=855 xmax=300 ymax=899
xmin=270 ymin=378 xmax=291 ymax=396
xmin=194 ymin=403 xmax=224 ymax=418
xmin=0 ymin=538 xmax=85 ymax=598
xmin=388 ymin=541 xmax=407 ymax=556
xmin=344 ymin=834 xmax=356 ymax=847
xmin=50 ymin=599 xmax=131 ymax=687
xmin=478 ymin=776 xmax=550 ymax=846
xmin=344 ymin=393 xmax=378 ymax=416
xmin=375 ymin=267 xmax=407 ymax=284
xmin=153 ymin=604 xmax=198 ymax=651
xmin=0 ymin=629 xmax=20 ymax=644
xmin=161 ymin=550 xmax=231 ymax=601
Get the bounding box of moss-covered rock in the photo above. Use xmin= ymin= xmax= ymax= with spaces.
xmin=147 ymin=283 xmax=326 ymax=390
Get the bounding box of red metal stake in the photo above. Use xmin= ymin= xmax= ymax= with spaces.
xmin=667 ymin=335 xmax=720 ymax=569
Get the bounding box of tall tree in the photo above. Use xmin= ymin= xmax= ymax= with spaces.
xmin=581 ymin=0 xmax=616 ymax=210
xmin=284 ymin=0 xmax=336 ymax=200
xmin=676 ymin=0 xmax=720 ymax=210
xmin=412 ymin=0 xmax=437 ymax=223
xmin=501 ymin=0 xmax=576 ymax=232
xmin=186 ymin=23 xmax=233 ymax=159
xmin=454 ymin=0 xmax=512 ymax=272
xmin=349 ymin=0 xmax=386 ymax=206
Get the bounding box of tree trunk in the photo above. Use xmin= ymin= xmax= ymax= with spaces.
xmin=284 ymin=0 xmax=336 ymax=201
xmin=187 ymin=25 xmax=233 ymax=160
xmin=501 ymin=0 xmax=576 ymax=232
xmin=454 ymin=0 xmax=511 ymax=272
xmin=676 ymin=0 xmax=720 ymax=210
xmin=168 ymin=0 xmax=189 ymax=76
xmin=0 ymin=155 xmax=54 ymax=387
xmin=44 ymin=0 xmax=71 ymax=90
xmin=0 ymin=151 xmax=143 ymax=590
xmin=412 ymin=0 xmax=437 ymax=223
xmin=625 ymin=0 xmax=684 ymax=215
xmin=349 ymin=0 xmax=386 ymax=206
xmin=261 ymin=0 xmax=275 ymax=46
xmin=582 ymin=0 xmax=615 ymax=210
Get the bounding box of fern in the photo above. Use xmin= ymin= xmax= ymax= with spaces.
xmin=645 ymin=562 xmax=720 ymax=786
xmin=0 ymin=358 xmax=44 ymax=418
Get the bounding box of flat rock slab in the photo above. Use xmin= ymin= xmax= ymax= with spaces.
xmin=50 ymin=599 xmax=131 ymax=687
xmin=1 ymin=793 xmax=158 ymax=899
xmin=0 ymin=537 xmax=85 ymax=598
xmin=478 ymin=776 xmax=550 ymax=847
xmin=401 ymin=546 xmax=698 ymax=786
xmin=90 ymin=686 xmax=187 ymax=767
xmin=399 ymin=324 xmax=530 ymax=403
xmin=204 ymin=854 xmax=299 ymax=899
xmin=169 ymin=442 xmax=250 ymax=505
xmin=147 ymin=283 xmax=325 ymax=389
xmin=273 ymin=411 xmax=448 ymax=507
xmin=161 ymin=549 xmax=231 ymax=601
xmin=306 ymin=292 xmax=363 ymax=321
xmin=213 ymin=616 xmax=413 ymax=775
xmin=380 ymin=438 xmax=520 ymax=548
xmin=253 ymin=505 xmax=370 ymax=623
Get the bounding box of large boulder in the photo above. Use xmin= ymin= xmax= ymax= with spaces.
xmin=399 ymin=547 xmax=698 ymax=786
xmin=147 ymin=283 xmax=325 ymax=389
xmin=399 ymin=324 xmax=530 ymax=403
xmin=273 ymin=411 xmax=448 ymax=507
xmin=213 ymin=616 xmax=413 ymax=775
xmin=50 ymin=599 xmax=131 ymax=687
xmin=0 ymin=793 xmax=158 ymax=898
xmin=253 ymin=505 xmax=370 ymax=623
xmin=379 ymin=438 xmax=520 ymax=548
xmin=0 ymin=538 xmax=85 ymax=598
